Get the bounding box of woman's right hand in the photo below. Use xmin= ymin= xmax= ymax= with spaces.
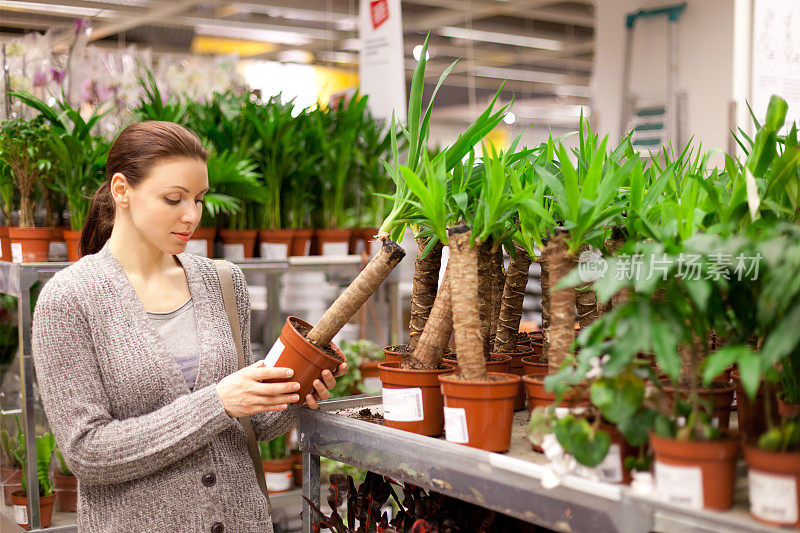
xmin=216 ymin=360 xmax=300 ymax=418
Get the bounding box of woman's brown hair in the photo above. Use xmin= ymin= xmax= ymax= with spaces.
xmin=80 ymin=121 xmax=208 ymax=256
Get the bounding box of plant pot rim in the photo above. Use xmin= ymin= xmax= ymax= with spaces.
xmin=438 ymin=372 xmax=521 ymax=386
xmin=285 ymin=316 xmax=344 ymax=365
xmin=650 ymin=430 xmax=741 ymax=458
xmin=11 ymin=490 xmax=56 ymax=501
xmin=377 ymin=361 xmax=455 ymax=374
xmin=219 ymin=228 xmax=258 ymax=236
xmin=520 ymin=356 xmax=547 ymax=365
xmin=660 ymin=380 xmax=735 ymax=394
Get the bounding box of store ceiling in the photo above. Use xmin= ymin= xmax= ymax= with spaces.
xmin=0 ymin=0 xmax=594 ymax=123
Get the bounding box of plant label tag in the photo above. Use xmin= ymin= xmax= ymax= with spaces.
xmin=186 ymin=239 xmax=207 ymax=257
xmin=14 ymin=504 xmax=27 ymax=526
xmin=49 ymin=241 xmax=68 ymax=261
xmin=223 ymin=243 xmax=245 ymax=260
xmin=322 ymin=242 xmax=349 ymax=256
xmin=444 ymin=407 xmax=469 ymax=443
xmin=261 ymin=242 xmax=288 ymax=260
xmin=382 ymin=387 xmax=424 ymax=421
xmin=11 ymin=242 xmax=22 ymax=263
xmin=749 ymin=468 xmax=798 ymax=524
xmin=586 ymin=443 xmax=623 ymax=483
xmin=264 ymin=339 xmax=285 ymax=369
xmin=266 ymin=471 xmax=293 ymax=492
xmin=655 ymin=461 xmax=704 ymax=509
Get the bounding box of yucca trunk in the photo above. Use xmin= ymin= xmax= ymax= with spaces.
xmin=449 ymin=226 xmax=487 ymax=381
xmin=493 ymin=243 xmax=532 ymax=353
xmin=540 ymin=242 xmax=551 ymax=359
xmin=403 ymin=265 xmax=452 ymax=370
xmin=546 ymin=230 xmax=576 ymax=374
xmin=602 ymin=226 xmax=628 ymax=313
xmin=19 ymin=195 xmax=35 ymax=229
xmin=477 ymin=240 xmax=494 ymax=357
xmin=307 ymin=239 xmax=405 ymax=347
xmin=490 ymin=242 xmax=505 ymax=336
xmin=575 ymin=244 xmax=599 ymax=328
xmin=407 ymin=238 xmax=443 ymax=352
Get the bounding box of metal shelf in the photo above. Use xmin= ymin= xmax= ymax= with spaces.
xmin=296 ymin=396 xmax=786 ymax=533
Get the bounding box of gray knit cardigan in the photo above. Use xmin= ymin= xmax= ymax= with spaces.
xmin=32 ymin=244 xmax=297 ymax=532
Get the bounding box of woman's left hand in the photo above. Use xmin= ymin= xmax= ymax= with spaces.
xmin=305 ymin=362 xmax=347 ymax=409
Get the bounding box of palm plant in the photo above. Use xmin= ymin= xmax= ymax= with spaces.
xmin=0 ymin=150 xmax=15 ymax=224
xmin=133 ymin=70 xmax=191 ymax=123
xmin=203 ymin=151 xmax=259 ymax=227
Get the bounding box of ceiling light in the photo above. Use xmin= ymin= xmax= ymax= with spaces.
xmin=276 ymin=50 xmax=314 ymax=64
xmin=473 ymin=66 xmax=573 ymax=85
xmin=194 ymin=24 xmax=312 ymax=46
xmin=0 ymin=0 xmax=113 ymax=18
xmin=438 ymin=26 xmax=562 ymax=51
xmin=503 ymin=111 xmax=516 ymax=125
xmin=412 ymin=45 xmax=430 ymax=62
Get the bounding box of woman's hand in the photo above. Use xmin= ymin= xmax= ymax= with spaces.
xmin=216 ymin=361 xmax=300 ymax=418
xmin=305 ymin=363 xmax=348 ymax=410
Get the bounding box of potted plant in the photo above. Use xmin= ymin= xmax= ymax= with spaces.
xmin=1 ymin=416 xmax=23 ymax=506
xmin=10 ymin=431 xmax=57 ymax=530
xmin=259 ymin=434 xmax=294 ymax=494
xmin=0 ymin=156 xmax=15 ymax=261
xmin=53 ymin=449 xmax=76 ymax=512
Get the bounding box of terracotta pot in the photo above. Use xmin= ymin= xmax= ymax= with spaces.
xmin=501 ymin=345 xmax=535 ymax=411
xmin=360 ymin=228 xmax=380 ymax=256
xmin=0 ymin=226 xmax=11 ymax=262
xmin=522 ymin=374 xmax=590 ymax=414
xmin=262 ymin=317 xmax=343 ymax=404
xmin=312 ymin=228 xmax=351 ymax=256
xmin=62 ymin=229 xmax=83 ymax=262
xmin=438 ymin=372 xmax=521 ymax=452
xmin=357 ymin=360 xmax=382 ymax=394
xmin=521 ymin=356 xmax=548 ymax=377
xmin=383 ymin=345 xmax=409 ymax=365
xmin=218 ymin=229 xmax=257 ymax=259
xmin=732 ymin=370 xmax=779 ymax=443
xmin=290 ymin=229 xmax=313 ymax=257
xmin=650 ymin=432 xmax=740 ymax=511
xmin=54 ymin=472 xmax=77 ymax=512
xmin=1 ymin=467 xmax=22 ymax=505
xmin=189 ymin=226 xmax=216 ymax=258
xmin=442 ymin=354 xmax=511 ymax=374
xmin=661 ymin=381 xmax=735 ymax=430
xmin=259 ymin=228 xmax=295 ymax=260
xmin=378 ymin=361 xmax=455 ymax=436
xmin=11 ymin=490 xmax=56 ymax=530
xmin=262 ymin=456 xmax=295 ymax=494
xmin=8 ymin=227 xmax=52 ymax=263
xmin=744 ymin=445 xmax=800 ymax=527
xmin=779 ymin=398 xmax=800 ymax=419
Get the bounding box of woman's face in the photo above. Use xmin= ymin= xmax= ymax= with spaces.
xmin=119 ymin=157 xmax=209 ymax=255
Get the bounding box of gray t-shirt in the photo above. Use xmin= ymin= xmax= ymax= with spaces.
xmin=147 ymin=298 xmax=199 ymax=389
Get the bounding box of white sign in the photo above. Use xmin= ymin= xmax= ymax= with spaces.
xmin=264 ymin=339 xmax=286 ymax=369
xmin=260 ymin=242 xmax=288 ymax=260
xmin=11 ymin=242 xmax=22 ymax=263
xmin=752 ymin=0 xmax=800 ymax=126
xmin=321 ymin=242 xmax=349 ymax=256
xmin=749 ymin=468 xmax=798 ymax=524
xmin=655 ymin=461 xmax=704 ymax=509
xmin=359 ymin=0 xmax=406 ymax=123
xmin=186 ymin=239 xmax=208 ymax=257
xmin=382 ymin=387 xmax=423 ymax=421
xmin=266 ymin=471 xmax=293 ymax=492
xmin=222 ymin=243 xmax=245 ymax=260
xmin=443 ymin=406 xmax=469 ymax=443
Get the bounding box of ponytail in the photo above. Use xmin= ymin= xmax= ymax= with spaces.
xmin=80 ymin=181 xmax=115 ymax=256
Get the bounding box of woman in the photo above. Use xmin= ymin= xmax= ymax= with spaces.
xmin=32 ymin=121 xmax=346 ymax=532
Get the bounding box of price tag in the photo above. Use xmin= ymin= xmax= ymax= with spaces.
xmin=322 ymin=242 xmax=348 ymax=256
xmin=444 ymin=407 xmax=469 ymax=443
xmin=14 ymin=504 xmax=28 ymax=526
xmin=382 ymin=387 xmax=424 ymax=421
xmin=266 ymin=471 xmax=293 ymax=492
xmin=655 ymin=461 xmax=704 ymax=509
xmin=260 ymin=242 xmax=288 ymax=260
xmin=223 ymin=243 xmax=245 ymax=260
xmin=595 ymin=444 xmax=623 ymax=483
xmin=264 ymin=339 xmax=285 ymax=369
xmin=749 ymin=469 xmax=798 ymax=524
xmin=186 ymin=239 xmax=208 ymax=256
xmin=11 ymin=242 xmax=22 ymax=263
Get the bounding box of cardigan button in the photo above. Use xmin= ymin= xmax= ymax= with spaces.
xmin=202 ymin=473 xmax=217 ymax=487
xmin=211 ymin=522 xmax=224 ymax=533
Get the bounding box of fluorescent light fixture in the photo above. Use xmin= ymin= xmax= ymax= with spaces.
xmin=276 ymin=50 xmax=314 ymax=64
xmin=412 ymin=44 xmax=430 ymax=62
xmin=438 ymin=26 xmax=562 ymax=51
xmin=503 ymin=111 xmax=516 ymax=124
xmin=318 ymin=51 xmax=356 ymax=64
xmin=555 ymin=85 xmax=593 ymax=98
xmin=0 ymin=0 xmax=114 ymax=17
xmin=194 ymin=24 xmax=312 ymax=46
xmin=473 ymin=66 xmax=571 ymax=85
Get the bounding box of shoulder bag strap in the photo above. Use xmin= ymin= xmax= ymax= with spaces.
xmin=213 ymin=260 xmax=271 ymax=505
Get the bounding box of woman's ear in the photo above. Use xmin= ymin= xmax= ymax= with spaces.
xmin=110 ymin=172 xmax=130 ymax=207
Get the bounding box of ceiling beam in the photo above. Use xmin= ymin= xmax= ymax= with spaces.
xmin=402 ymin=0 xmax=559 ymax=33
xmin=86 ymin=0 xmax=203 ymax=42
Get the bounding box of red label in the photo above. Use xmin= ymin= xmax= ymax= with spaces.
xmin=370 ymin=0 xmax=389 ymax=30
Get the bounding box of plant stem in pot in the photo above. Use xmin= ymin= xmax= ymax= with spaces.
xmin=546 ymin=228 xmax=576 ymax=374
xmin=493 ymin=243 xmax=532 ymax=353
xmin=403 ymin=264 xmax=453 ymax=370
xmin=408 ymin=237 xmax=443 ymax=352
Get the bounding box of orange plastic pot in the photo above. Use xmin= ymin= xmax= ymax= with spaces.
xmin=262 ymin=317 xmax=343 ymax=404
xmin=0 ymin=226 xmax=11 ymax=262
xmin=438 ymin=372 xmax=521 ymax=452
xmin=62 ymin=229 xmax=82 ymax=262
xmin=8 ymin=227 xmax=52 ymax=262
xmin=262 ymin=456 xmax=295 ymax=494
xmin=219 ymin=229 xmax=257 ymax=258
xmin=498 ymin=345 xmax=534 ymax=411
xmin=650 ymin=432 xmax=740 ymax=511
xmin=521 ymin=374 xmax=590 ymax=414
xmin=11 ymin=491 xmax=56 ymax=530
xmin=290 ymin=229 xmax=313 ymax=256
xmin=383 ymin=345 xmax=409 ymax=365
xmin=732 ymin=370 xmax=778 ymax=442
xmin=521 ymin=356 xmax=548 ymax=377
xmin=54 ymin=472 xmax=77 ymax=512
xmin=744 ymin=445 xmax=800 ymax=528
xmin=442 ymin=354 xmax=511 ymax=374
xmin=189 ymin=226 xmax=216 ymax=258
xmin=378 ymin=361 xmax=454 ymax=436
xmin=313 ymin=228 xmax=351 ymax=256
xmin=259 ymin=228 xmax=295 ymax=260
xmin=661 ymin=381 xmax=734 ymax=430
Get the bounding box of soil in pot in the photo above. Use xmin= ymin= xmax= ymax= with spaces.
xmin=0 ymin=226 xmax=11 ymax=262
xmin=187 ymin=227 xmax=216 ymax=258
xmin=661 ymin=381 xmax=735 ymax=430
xmin=438 ymin=372 xmax=521 ymax=452
xmin=2 ymin=467 xmax=22 ymax=505
xmin=442 ymin=354 xmax=511 ymax=374
xmin=383 ymin=344 xmax=409 ymax=365
xmin=54 ymin=472 xmax=77 ymax=512
xmin=262 ymin=456 xmax=295 ymax=494
xmin=744 ymin=445 xmax=800 ymax=527
xmin=650 ymin=432 xmax=740 ymax=511
xmin=378 ymin=361 xmax=455 ymax=436
xmin=11 ymin=491 xmax=56 ymax=530
xmin=259 ymin=229 xmax=295 ymax=260
xmin=219 ymin=229 xmax=257 ymax=259
xmin=290 ymin=229 xmax=313 ymax=256
xmin=8 ymin=227 xmax=52 ymax=263
xmin=262 ymin=317 xmax=344 ymax=404
xmin=732 ymin=370 xmax=779 ymax=443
